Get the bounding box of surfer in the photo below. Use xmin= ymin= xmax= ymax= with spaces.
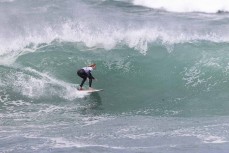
xmin=77 ymin=64 xmax=96 ymax=90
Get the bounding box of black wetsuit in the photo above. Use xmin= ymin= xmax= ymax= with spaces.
xmin=77 ymin=68 xmax=94 ymax=87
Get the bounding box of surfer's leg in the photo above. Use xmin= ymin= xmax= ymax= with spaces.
xmin=77 ymin=69 xmax=87 ymax=88
xmin=80 ymin=77 xmax=87 ymax=87
xmin=88 ymin=75 xmax=93 ymax=88
xmin=89 ymin=78 xmax=92 ymax=87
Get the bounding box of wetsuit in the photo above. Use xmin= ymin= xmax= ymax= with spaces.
xmin=77 ymin=67 xmax=95 ymax=88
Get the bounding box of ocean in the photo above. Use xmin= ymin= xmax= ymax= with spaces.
xmin=1 ymin=0 xmax=229 ymax=152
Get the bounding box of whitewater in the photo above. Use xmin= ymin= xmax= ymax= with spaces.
xmin=1 ymin=0 xmax=229 ymax=152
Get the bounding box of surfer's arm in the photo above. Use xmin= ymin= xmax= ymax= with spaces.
xmin=88 ymin=71 xmax=95 ymax=79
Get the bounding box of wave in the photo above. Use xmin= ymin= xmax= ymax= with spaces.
xmin=1 ymin=0 xmax=229 ymax=69
xmin=1 ymin=0 xmax=229 ymax=65
xmin=1 ymin=66 xmax=88 ymax=100
xmin=1 ymin=0 xmax=229 ymax=116
xmin=131 ymin=0 xmax=229 ymax=13
xmin=0 ymin=19 xmax=227 ymax=65
xmin=1 ymin=38 xmax=229 ymax=116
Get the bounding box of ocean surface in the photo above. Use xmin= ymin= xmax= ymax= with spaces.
xmin=1 ymin=0 xmax=229 ymax=152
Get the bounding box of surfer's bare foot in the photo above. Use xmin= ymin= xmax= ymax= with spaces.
xmin=78 ymin=87 xmax=83 ymax=90
xmin=89 ymin=87 xmax=94 ymax=90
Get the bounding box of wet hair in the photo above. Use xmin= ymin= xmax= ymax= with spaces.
xmin=88 ymin=64 xmax=96 ymax=67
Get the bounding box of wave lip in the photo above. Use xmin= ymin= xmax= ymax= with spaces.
xmin=132 ymin=0 xmax=229 ymax=13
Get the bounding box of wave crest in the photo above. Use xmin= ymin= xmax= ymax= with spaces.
xmin=132 ymin=0 xmax=229 ymax=13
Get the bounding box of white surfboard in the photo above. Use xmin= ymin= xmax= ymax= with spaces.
xmin=78 ymin=89 xmax=103 ymax=93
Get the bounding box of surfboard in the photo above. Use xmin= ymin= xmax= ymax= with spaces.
xmin=78 ymin=89 xmax=103 ymax=93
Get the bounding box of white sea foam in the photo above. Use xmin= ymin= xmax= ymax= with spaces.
xmin=49 ymin=137 xmax=126 ymax=150
xmin=0 ymin=26 xmax=59 ymax=65
xmin=132 ymin=0 xmax=229 ymax=13
xmin=201 ymin=135 xmax=227 ymax=144
xmin=0 ymin=0 xmax=14 ymax=2
xmin=170 ymin=126 xmax=228 ymax=144
xmin=4 ymin=100 xmax=31 ymax=106
xmin=0 ymin=21 xmax=224 ymax=62
xmin=182 ymin=53 xmax=226 ymax=89
xmin=50 ymin=137 xmax=85 ymax=148
xmin=81 ymin=115 xmax=114 ymax=126
xmin=6 ymin=67 xmax=89 ymax=100
xmin=0 ymin=0 xmax=229 ymax=64
xmin=0 ymin=92 xmax=9 ymax=103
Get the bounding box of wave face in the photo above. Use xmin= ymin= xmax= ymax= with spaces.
xmin=1 ymin=0 xmax=229 ymax=152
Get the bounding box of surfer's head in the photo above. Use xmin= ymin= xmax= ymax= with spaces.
xmin=89 ymin=63 xmax=96 ymax=69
